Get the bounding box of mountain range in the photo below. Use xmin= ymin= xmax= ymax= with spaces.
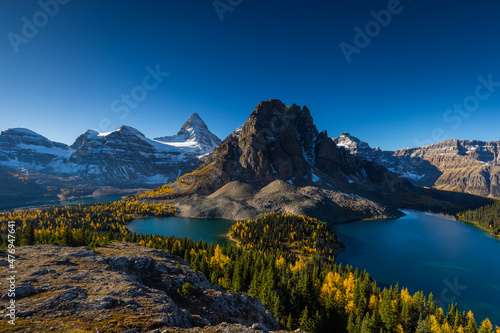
xmin=0 ymin=100 xmax=496 ymax=214
xmin=335 ymin=133 xmax=500 ymax=197
xmin=0 ymin=113 xmax=220 ymax=208
xmin=139 ymin=100 xmax=491 ymax=223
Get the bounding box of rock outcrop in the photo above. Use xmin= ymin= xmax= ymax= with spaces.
xmin=170 ymin=100 xmax=410 ymax=193
xmin=0 ymin=243 xmax=278 ymax=332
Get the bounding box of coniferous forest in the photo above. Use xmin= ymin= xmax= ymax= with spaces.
xmin=1 ymin=203 xmax=498 ymax=333
xmin=458 ymin=201 xmax=500 ymax=236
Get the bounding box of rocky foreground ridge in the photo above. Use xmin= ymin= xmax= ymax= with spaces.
xmin=0 ymin=243 xmax=279 ymax=332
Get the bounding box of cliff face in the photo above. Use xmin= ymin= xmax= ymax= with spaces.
xmin=335 ymin=133 xmax=500 ymax=198
xmin=0 ymin=243 xmax=278 ymax=332
xmin=171 ymin=100 xmax=409 ymax=194
xmin=395 ymin=140 xmax=500 ymax=197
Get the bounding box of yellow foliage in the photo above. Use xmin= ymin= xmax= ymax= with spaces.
xmin=276 ymin=255 xmax=286 ymax=268
xmin=368 ymin=294 xmax=378 ymax=311
xmin=345 ymin=300 xmax=356 ymax=314
xmin=400 ymin=288 xmax=412 ymax=304
xmin=430 ymin=315 xmax=440 ymax=333
xmin=479 ymin=319 xmax=493 ymax=333
xmin=442 ymin=322 xmax=453 ymax=333
xmin=290 ymin=258 xmax=306 ymax=273
xmin=210 ymin=244 xmax=232 ymax=268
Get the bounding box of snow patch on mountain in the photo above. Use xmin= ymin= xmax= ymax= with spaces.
xmin=155 ymin=113 xmax=221 ymax=154
xmin=0 ymin=113 xmax=222 ymax=188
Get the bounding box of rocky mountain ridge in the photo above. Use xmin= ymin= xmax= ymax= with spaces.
xmin=334 ymin=133 xmax=500 ymax=197
xmin=0 ymin=242 xmax=279 ymax=332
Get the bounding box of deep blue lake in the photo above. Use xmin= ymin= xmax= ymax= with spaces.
xmin=333 ymin=210 xmax=500 ymax=327
xmin=127 ymin=210 xmax=500 ymax=326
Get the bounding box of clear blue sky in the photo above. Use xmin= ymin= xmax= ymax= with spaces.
xmin=1 ymin=0 xmax=500 ymax=150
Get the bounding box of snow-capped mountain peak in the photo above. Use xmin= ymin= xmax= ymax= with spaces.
xmin=334 ymin=133 xmax=372 ymax=154
xmin=155 ymin=113 xmax=221 ymax=151
xmin=180 ymin=113 xmax=206 ymax=133
xmin=0 ymin=114 xmax=223 ymax=189
xmin=98 ymin=125 xmax=146 ymax=138
xmin=1 ymin=128 xmax=68 ymax=148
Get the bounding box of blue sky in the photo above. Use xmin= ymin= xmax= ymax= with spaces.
xmin=1 ymin=0 xmax=500 ymax=150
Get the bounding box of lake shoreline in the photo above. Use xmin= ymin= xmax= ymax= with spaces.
xmin=456 ymin=218 xmax=500 ymax=239
xmin=334 ymin=209 xmax=500 ymax=326
xmin=226 ymin=232 xmax=240 ymax=247
xmin=127 ymin=216 xmax=236 ymax=246
xmin=332 ymin=208 xmax=500 ymax=239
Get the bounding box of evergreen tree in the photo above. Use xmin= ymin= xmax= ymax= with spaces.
xmin=416 ymin=316 xmax=431 ymax=333
xmin=287 ymin=313 xmax=294 ymax=331
xmin=62 ymin=227 xmax=74 ymax=246
xmin=21 ymin=223 xmax=35 ymax=245
xmin=300 ymin=306 xmax=317 ymax=333
xmin=361 ymin=312 xmax=374 ymax=333
xmin=347 ymin=312 xmax=357 ymax=333
xmin=466 ymin=311 xmax=478 ymax=333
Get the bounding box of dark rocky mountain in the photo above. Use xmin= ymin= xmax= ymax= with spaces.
xmin=334 ymin=133 xmax=500 ymax=198
xmin=0 ymin=114 xmax=220 ymax=208
xmin=0 ymin=242 xmax=278 ymax=332
xmin=173 ymin=100 xmax=409 ymax=193
xmin=144 ymin=100 xmax=489 ymax=223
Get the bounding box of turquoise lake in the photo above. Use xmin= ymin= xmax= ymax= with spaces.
xmin=128 ymin=217 xmax=236 ymax=246
xmin=127 ymin=210 xmax=500 ymax=326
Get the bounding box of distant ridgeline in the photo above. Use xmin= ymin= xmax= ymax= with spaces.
xmin=0 ymin=204 xmax=497 ymax=333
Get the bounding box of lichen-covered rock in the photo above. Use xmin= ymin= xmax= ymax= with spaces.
xmin=0 ymin=243 xmax=279 ymax=332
